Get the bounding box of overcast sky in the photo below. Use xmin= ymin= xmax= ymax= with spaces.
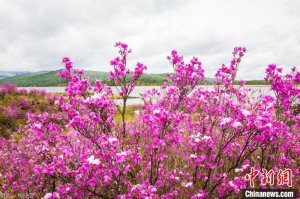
xmin=0 ymin=0 xmax=299 ymax=79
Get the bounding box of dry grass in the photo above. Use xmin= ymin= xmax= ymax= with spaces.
xmin=114 ymin=104 xmax=143 ymax=124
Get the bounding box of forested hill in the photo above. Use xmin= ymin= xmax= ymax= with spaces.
xmin=0 ymin=70 xmax=268 ymax=86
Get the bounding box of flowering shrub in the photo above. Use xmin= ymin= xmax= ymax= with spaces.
xmin=0 ymin=43 xmax=299 ymax=198
xmin=0 ymin=83 xmax=56 ymax=139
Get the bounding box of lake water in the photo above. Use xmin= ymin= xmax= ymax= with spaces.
xmin=19 ymin=86 xmax=272 ymax=106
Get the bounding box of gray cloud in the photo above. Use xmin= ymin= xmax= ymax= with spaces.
xmin=0 ymin=0 xmax=299 ymax=79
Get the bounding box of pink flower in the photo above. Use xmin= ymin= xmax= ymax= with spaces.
xmin=232 ymin=121 xmax=242 ymax=128
xmin=87 ymin=155 xmax=100 ymax=165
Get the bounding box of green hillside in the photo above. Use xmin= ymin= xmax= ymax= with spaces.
xmin=0 ymin=70 xmax=168 ymax=87
xmin=0 ymin=71 xmax=67 ymax=87
xmin=0 ymin=70 xmax=268 ymax=87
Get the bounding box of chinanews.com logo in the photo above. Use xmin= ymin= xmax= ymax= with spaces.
xmin=243 ymin=167 xmax=297 ymax=198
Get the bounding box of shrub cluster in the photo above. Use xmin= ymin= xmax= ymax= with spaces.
xmin=0 ymin=83 xmax=56 ymax=139
xmin=0 ymin=43 xmax=299 ymax=198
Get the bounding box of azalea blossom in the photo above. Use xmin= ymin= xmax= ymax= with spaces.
xmin=0 ymin=43 xmax=299 ymax=198
xmin=87 ymin=155 xmax=100 ymax=165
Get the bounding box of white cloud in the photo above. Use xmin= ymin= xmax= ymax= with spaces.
xmin=0 ymin=0 xmax=299 ymax=79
